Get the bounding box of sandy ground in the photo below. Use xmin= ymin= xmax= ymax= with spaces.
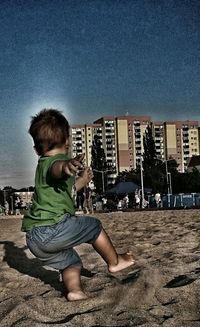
xmin=0 ymin=209 xmax=200 ymax=327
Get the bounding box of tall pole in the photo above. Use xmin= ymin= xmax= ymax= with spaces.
xmin=3 ymin=190 xmax=6 ymax=205
xmin=165 ymin=160 xmax=170 ymax=194
xmin=165 ymin=160 xmax=171 ymax=208
xmin=10 ymin=195 xmax=13 ymax=215
xmin=93 ymin=169 xmax=110 ymax=193
xmin=140 ymin=157 xmax=144 ymax=207
xmin=168 ymin=172 xmax=172 ymax=195
xmin=101 ymin=171 xmax=105 ymax=193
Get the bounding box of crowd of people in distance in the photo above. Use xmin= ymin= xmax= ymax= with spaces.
xmin=0 ymin=189 xmax=163 ymax=216
xmin=75 ymin=189 xmax=163 ymax=213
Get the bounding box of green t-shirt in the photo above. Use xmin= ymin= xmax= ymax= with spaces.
xmin=22 ymin=154 xmax=76 ymax=231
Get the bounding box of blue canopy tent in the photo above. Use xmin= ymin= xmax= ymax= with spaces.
xmin=106 ymin=181 xmax=140 ymax=194
xmin=106 ymin=181 xmax=152 ymax=195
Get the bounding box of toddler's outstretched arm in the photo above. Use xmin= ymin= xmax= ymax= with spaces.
xmin=50 ymin=154 xmax=85 ymax=178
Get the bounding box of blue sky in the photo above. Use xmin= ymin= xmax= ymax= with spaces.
xmin=0 ymin=0 xmax=200 ymax=188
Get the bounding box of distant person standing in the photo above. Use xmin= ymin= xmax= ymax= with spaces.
xmin=76 ymin=189 xmax=84 ymax=212
xmin=83 ymin=184 xmax=93 ymax=214
xmin=123 ymin=194 xmax=129 ymax=209
xmin=102 ymin=197 xmax=107 ymax=211
xmin=155 ymin=192 xmax=162 ymax=208
xmin=5 ymin=201 xmax=9 ymax=215
xmin=142 ymin=193 xmax=149 ymax=208
xmin=135 ymin=193 xmax=140 ymax=208
xmin=117 ymin=199 xmax=123 ymax=210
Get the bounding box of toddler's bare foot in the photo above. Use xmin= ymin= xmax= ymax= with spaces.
xmin=66 ymin=290 xmax=88 ymax=301
xmin=108 ymin=252 xmax=135 ymax=273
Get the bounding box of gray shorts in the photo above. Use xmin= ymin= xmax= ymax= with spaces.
xmin=26 ymin=214 xmax=102 ymax=270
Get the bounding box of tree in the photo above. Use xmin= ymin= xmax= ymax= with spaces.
xmin=143 ymin=124 xmax=157 ymax=170
xmin=114 ymin=125 xmax=165 ymax=193
xmin=172 ymin=167 xmax=200 ymax=194
xmin=159 ymin=159 xmax=178 ymax=194
xmin=114 ymin=169 xmax=141 ymax=186
xmin=142 ymin=125 xmax=164 ymax=193
xmin=114 ymin=125 xmax=181 ymax=194
xmin=91 ymin=135 xmax=108 ymax=193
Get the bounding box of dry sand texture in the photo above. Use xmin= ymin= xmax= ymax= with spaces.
xmin=0 ymin=209 xmax=200 ymax=327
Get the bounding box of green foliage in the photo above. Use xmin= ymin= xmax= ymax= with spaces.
xmin=18 ymin=186 xmax=34 ymax=192
xmin=0 ymin=190 xmax=4 ymax=206
xmin=172 ymin=168 xmax=200 ymax=193
xmin=114 ymin=125 xmax=200 ymax=194
xmin=111 ymin=162 xmax=200 ymax=195
xmin=115 ymin=169 xmax=141 ymax=186
xmin=143 ymin=124 xmax=157 ymax=170
xmin=142 ymin=125 xmax=164 ymax=193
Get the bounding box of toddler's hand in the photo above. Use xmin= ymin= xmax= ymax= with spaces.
xmin=63 ymin=154 xmax=85 ymax=176
xmin=79 ymin=167 xmax=93 ymax=184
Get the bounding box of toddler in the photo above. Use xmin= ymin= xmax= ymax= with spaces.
xmin=22 ymin=109 xmax=135 ymax=301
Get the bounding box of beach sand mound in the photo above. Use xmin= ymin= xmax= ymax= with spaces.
xmin=0 ymin=209 xmax=200 ymax=327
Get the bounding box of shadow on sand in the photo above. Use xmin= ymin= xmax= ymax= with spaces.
xmin=1 ymin=241 xmax=96 ymax=294
xmin=0 ymin=240 xmax=63 ymax=292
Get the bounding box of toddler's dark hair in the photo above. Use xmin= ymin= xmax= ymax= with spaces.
xmin=29 ymin=109 xmax=70 ymax=156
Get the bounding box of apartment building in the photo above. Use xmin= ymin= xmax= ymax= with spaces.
xmin=152 ymin=121 xmax=165 ymax=161
xmin=115 ymin=115 xmax=151 ymax=171
xmin=164 ymin=120 xmax=199 ymax=172
xmin=71 ymin=123 xmax=102 ymax=167
xmin=71 ymin=117 xmax=200 ymax=184
xmin=93 ymin=117 xmax=117 ymax=184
